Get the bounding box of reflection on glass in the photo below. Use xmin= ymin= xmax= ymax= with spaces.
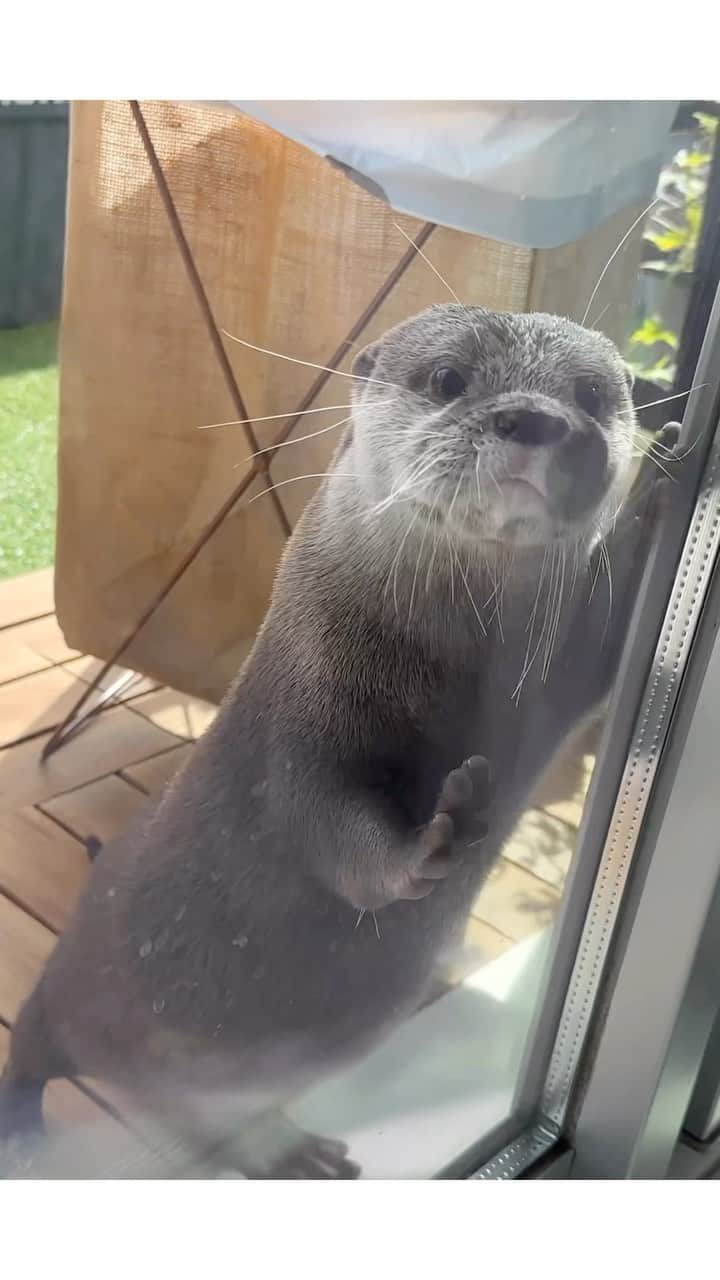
xmin=0 ymin=111 xmax=716 ymax=1181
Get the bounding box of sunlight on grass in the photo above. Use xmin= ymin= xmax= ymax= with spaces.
xmin=0 ymin=322 xmax=59 ymax=581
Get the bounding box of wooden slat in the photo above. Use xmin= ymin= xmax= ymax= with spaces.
xmin=441 ymin=915 xmax=514 ymax=987
xmin=473 ymin=856 xmax=560 ymax=943
xmin=0 ymin=894 xmax=55 ymax=1022
xmin=122 ymin=743 xmax=194 ymax=794
xmin=542 ymin=794 xmax=587 ymax=831
xmin=129 ymin=689 xmax=217 ymax=740
xmin=0 ymin=628 xmax=54 ymax=684
xmin=502 ymin=808 xmax=575 ymax=890
xmin=0 ymin=666 xmax=90 ymax=749
xmin=0 ymin=568 xmax=54 ymax=629
xmin=11 ymin=614 xmax=81 ymax=666
xmin=532 ymin=749 xmax=594 ymax=832
xmin=0 ymin=704 xmax=184 ymax=812
xmin=44 ymin=1079 xmax=120 ymax=1135
xmin=0 ymin=1032 xmax=187 ymax=1177
xmin=464 ymin=915 xmax=513 ymax=961
xmin=42 ymin=775 xmax=147 ymax=845
xmin=0 ymin=808 xmax=89 ymax=932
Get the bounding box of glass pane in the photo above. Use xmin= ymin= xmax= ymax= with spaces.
xmin=1 ymin=101 xmax=719 ymax=1180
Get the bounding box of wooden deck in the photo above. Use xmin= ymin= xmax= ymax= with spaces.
xmin=0 ymin=567 xmax=583 ymax=1156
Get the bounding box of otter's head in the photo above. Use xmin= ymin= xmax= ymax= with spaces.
xmin=350 ymin=305 xmax=635 ymax=552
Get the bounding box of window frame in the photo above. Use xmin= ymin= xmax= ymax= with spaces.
xmin=471 ymin=282 xmax=720 ymax=1179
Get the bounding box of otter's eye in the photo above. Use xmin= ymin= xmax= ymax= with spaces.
xmin=575 ymin=377 xmax=603 ymax=419
xmin=430 ymin=367 xmax=467 ymax=402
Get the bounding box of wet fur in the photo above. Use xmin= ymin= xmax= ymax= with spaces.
xmin=0 ymin=306 xmax=665 ymax=1173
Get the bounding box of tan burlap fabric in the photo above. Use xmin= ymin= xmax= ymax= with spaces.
xmin=55 ymin=101 xmax=643 ymax=701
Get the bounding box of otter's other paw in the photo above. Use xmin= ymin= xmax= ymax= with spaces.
xmin=214 ymin=1115 xmax=361 ymax=1180
xmin=654 ymin=421 xmax=681 ymax=455
xmin=635 ymin=420 xmax=683 ymax=499
xmin=400 ymin=755 xmax=493 ymax=901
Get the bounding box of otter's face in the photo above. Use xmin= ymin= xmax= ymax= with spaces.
xmin=351 ymin=305 xmax=635 ymax=550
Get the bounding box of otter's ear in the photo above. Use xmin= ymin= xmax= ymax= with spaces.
xmin=352 ymin=340 xmax=381 ymax=381
xmin=624 ymin=362 xmax=636 ymax=392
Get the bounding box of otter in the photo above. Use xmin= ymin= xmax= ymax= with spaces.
xmin=0 ymin=305 xmax=675 ymax=1178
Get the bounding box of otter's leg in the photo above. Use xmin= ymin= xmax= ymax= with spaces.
xmin=0 ymin=986 xmax=72 ymax=1142
xmin=85 ymin=834 xmax=103 ymax=862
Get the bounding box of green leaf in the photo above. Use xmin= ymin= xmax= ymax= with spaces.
xmin=629 ymin=316 xmax=679 ymax=349
xmin=686 ymin=200 xmax=703 ymax=234
xmin=627 ymin=356 xmax=676 ymax=387
xmin=677 ymin=149 xmax=709 ymax=172
xmin=693 ymin=111 xmax=719 ymax=138
xmin=645 ymin=227 xmax=687 ymax=252
xmin=643 ymin=364 xmax=676 ymax=387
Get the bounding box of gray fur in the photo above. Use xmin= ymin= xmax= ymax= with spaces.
xmin=0 ymin=306 xmax=660 ymax=1176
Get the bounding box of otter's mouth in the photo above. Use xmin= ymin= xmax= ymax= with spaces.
xmin=498 ymin=477 xmax=547 ymax=502
xmin=494 ymin=476 xmax=550 ymax=530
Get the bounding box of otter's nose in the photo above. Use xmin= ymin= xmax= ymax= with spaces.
xmin=494 ymin=409 xmax=569 ymax=446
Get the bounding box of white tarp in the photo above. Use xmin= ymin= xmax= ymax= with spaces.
xmin=220 ymin=100 xmax=678 ymax=250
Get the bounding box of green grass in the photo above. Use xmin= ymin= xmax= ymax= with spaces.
xmin=0 ymin=322 xmax=59 ymax=581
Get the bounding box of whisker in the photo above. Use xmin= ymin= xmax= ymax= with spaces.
xmin=408 ymin=510 xmax=433 ymax=626
xmin=198 ymin=403 xmax=354 ymax=430
xmin=588 ymin=542 xmax=604 ymax=603
xmin=446 ymin=472 xmax=464 ymax=523
xmin=393 ymin=222 xmax=482 ymax=352
xmin=393 ymin=507 xmax=424 ymax=618
xmin=539 ymin=547 xmax=558 ymax=684
xmin=620 ymin=384 xmax=707 ymax=417
xmin=458 ymin=559 xmax=487 ymax=636
xmin=600 ymin=542 xmax=613 ymax=645
xmin=581 ymin=196 xmax=659 ymax=327
xmin=424 ymin=492 xmax=445 ymax=595
xmin=474 ymin=451 xmax=483 ymax=508
xmin=512 ymin=547 xmax=549 ymax=703
xmin=542 ymin=544 xmax=566 ymax=683
xmin=475 ymin=443 xmax=503 ymax=497
xmin=375 ymin=446 xmax=456 ymax=514
xmin=589 ymin=301 xmax=612 ymax=332
xmin=383 ymin=504 xmax=423 ymax=617
xmin=235 ymin=416 xmax=354 ymax=466
xmin=447 ymin=532 xmax=456 ymax=606
xmin=651 ymin=433 xmax=700 ymax=462
xmin=246 ymin=471 xmax=361 ymax=506
xmin=631 ymin=442 xmax=675 ymax=482
xmin=222 ymin=329 xmax=401 ymax=391
xmin=569 ymin=537 xmax=581 ymax=598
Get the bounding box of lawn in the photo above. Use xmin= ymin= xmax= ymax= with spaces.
xmin=0 ymin=322 xmax=59 ymax=581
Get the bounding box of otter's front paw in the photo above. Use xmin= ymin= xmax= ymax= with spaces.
xmin=654 ymin=421 xmax=681 ymax=454
xmin=398 ymin=755 xmax=493 ymax=902
xmin=634 ymin=420 xmax=683 ymax=507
